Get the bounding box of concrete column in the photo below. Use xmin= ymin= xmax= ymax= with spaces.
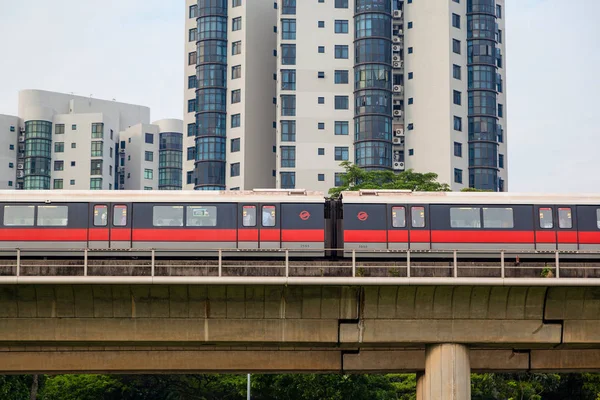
xmin=423 ymin=344 xmax=471 ymax=400
xmin=416 ymin=372 xmax=425 ymax=400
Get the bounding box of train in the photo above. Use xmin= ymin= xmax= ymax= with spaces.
xmin=0 ymin=189 xmax=599 ymax=257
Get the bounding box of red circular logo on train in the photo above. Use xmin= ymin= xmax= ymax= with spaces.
xmin=299 ymin=211 xmax=311 ymax=221
xmin=357 ymin=211 xmax=369 ymax=221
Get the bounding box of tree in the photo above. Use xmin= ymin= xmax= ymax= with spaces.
xmin=329 ymin=162 xmax=450 ymax=198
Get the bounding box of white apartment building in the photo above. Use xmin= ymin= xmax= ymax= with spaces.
xmin=185 ymin=0 xmax=508 ymax=192
xmin=184 ymin=0 xmax=277 ymax=190
xmin=0 ymin=90 xmax=182 ymax=191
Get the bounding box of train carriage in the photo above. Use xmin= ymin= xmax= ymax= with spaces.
xmin=0 ymin=190 xmax=326 ymax=256
xmin=340 ymin=190 xmax=600 ymax=255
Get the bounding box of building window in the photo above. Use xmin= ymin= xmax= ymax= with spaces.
xmin=280 ymin=172 xmax=295 ymax=189
xmin=454 ymin=142 xmax=462 ymax=157
xmin=54 ymin=142 xmax=64 ymax=153
xmin=53 ymin=179 xmax=63 ymax=189
xmin=335 ymin=0 xmax=348 ymax=8
xmin=188 ymin=99 xmax=196 ymax=113
xmin=318 ymin=97 xmax=325 ymax=104
xmin=453 ymin=64 xmax=461 ymax=80
xmin=187 ymin=123 xmax=196 ymax=137
xmin=9 ymin=144 xmax=14 ymax=150
xmin=232 ymin=41 xmax=241 ymax=55
xmin=281 ymin=120 xmax=296 ymax=142
xmin=72 ymin=124 xmax=77 ymax=130
xmin=281 ymin=19 xmax=296 ymax=40
xmin=452 ymin=39 xmax=461 ymax=54
xmin=189 ymin=5 xmax=198 ymax=18
xmin=318 ymin=46 xmax=325 ymax=53
xmin=334 ymin=96 xmax=349 ymax=110
xmin=232 ymin=65 xmax=241 ymax=79
xmin=408 ymin=149 xmax=414 ymax=156
xmin=334 ymin=20 xmax=348 ymax=33
xmin=230 ymin=163 xmax=240 ymax=177
xmin=334 ymin=45 xmax=349 ymax=59
xmin=231 ymin=89 xmax=241 ymax=103
xmin=318 ymin=148 xmax=325 ymax=155
xmin=496 ymin=4 xmax=502 ymax=18
xmin=335 ymin=173 xmax=344 ymax=186
xmin=92 ymin=124 xmax=104 ymax=139
xmin=90 ymin=160 xmax=103 ymax=175
xmin=187 ymin=146 xmax=196 ymax=161
xmin=144 ymin=169 xmax=153 ymax=180
xmin=91 ymin=141 xmax=103 ymax=157
xmin=69 ymin=179 xmax=75 ymax=186
xmin=71 ymin=142 xmax=77 ymax=149
xmin=189 ymin=28 xmax=197 ymax=42
xmin=188 ymin=51 xmax=197 ymax=65
xmin=452 ymin=13 xmax=460 ymax=29
xmin=334 ymin=147 xmax=349 ymax=161
xmin=233 ymin=0 xmax=242 ymax=7
xmin=282 ymin=0 xmax=296 ymax=15
xmin=499 ymin=154 xmax=505 ymax=169
xmin=90 ymin=178 xmax=102 ymax=190
xmin=281 ymin=95 xmax=296 ymax=116
xmin=188 ymin=75 xmax=197 ymax=89
xmin=318 ymin=174 xmax=325 ymax=182
xmin=498 ymin=104 xmax=504 ymax=118
xmin=186 ymin=171 xmax=194 ymax=185
xmin=281 ymin=146 xmax=296 ymax=168
xmin=408 ymin=72 xmax=413 ymax=79
xmin=54 ymin=161 xmax=64 ymax=171
xmin=232 ymin=17 xmax=242 ymax=31
xmin=231 ymin=138 xmax=241 ymax=152
xmin=281 ymin=44 xmax=296 ymax=65
xmin=335 ymin=121 xmax=349 ymax=135
xmin=453 ymin=116 xmax=462 ymax=131
xmin=281 ymin=69 xmax=296 ymax=90
xmin=318 ymin=21 xmax=325 ymax=28
xmin=453 ymin=90 xmax=462 ymax=105
xmin=318 ymin=122 xmax=325 ymax=130
xmin=9 ymin=126 xmax=15 ymax=132
xmin=55 ymin=124 xmax=65 ymax=134
xmin=231 ymin=114 xmax=241 ymax=128
xmin=454 ymin=168 xmax=463 ymax=184
xmin=334 ymin=70 xmax=349 ymax=84
xmin=144 ymin=133 xmax=153 ymax=144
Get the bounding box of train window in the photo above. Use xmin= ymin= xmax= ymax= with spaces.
xmin=262 ymin=205 xmax=276 ymax=227
xmin=113 ymin=205 xmax=128 ymax=226
xmin=3 ymin=206 xmax=34 ymax=226
xmin=153 ymin=206 xmax=183 ymax=227
xmin=242 ymin=206 xmax=257 ymax=227
xmin=187 ymin=206 xmax=217 ymax=227
xmin=411 ymin=207 xmax=425 ymax=228
xmin=558 ymin=208 xmax=572 ymax=229
xmin=597 ymin=209 xmax=600 ymax=229
xmin=94 ymin=205 xmax=108 ymax=227
xmin=450 ymin=207 xmax=481 ymax=228
xmin=483 ymin=208 xmax=514 ymax=228
xmin=539 ymin=208 xmax=553 ymax=229
xmin=392 ymin=206 xmax=406 ymax=228
xmin=37 ymin=206 xmax=68 ymax=226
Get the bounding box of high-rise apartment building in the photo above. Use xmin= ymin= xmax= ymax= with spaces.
xmin=185 ymin=0 xmax=507 ymax=192
xmin=184 ymin=0 xmax=277 ymax=190
xmin=0 ymin=90 xmax=182 ymax=191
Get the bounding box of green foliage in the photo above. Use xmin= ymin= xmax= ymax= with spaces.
xmin=0 ymin=375 xmax=30 ymax=400
xmin=328 ymin=162 xmax=450 ymax=198
xmin=40 ymin=375 xmax=124 ymax=400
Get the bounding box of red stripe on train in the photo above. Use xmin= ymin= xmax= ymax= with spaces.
xmin=239 ymin=229 xmax=258 ymax=241
xmin=132 ymin=229 xmax=237 ymax=242
xmin=282 ymin=229 xmax=325 ymax=242
xmin=344 ymin=230 xmax=387 ymax=243
xmin=578 ymin=231 xmax=600 ymax=244
xmin=432 ymin=230 xmax=535 ymax=243
xmin=0 ymin=229 xmax=87 ymax=241
xmin=89 ymin=228 xmax=109 ymax=241
xmin=111 ymin=228 xmax=131 ymax=241
xmin=557 ymin=231 xmax=578 ymax=244
xmin=535 ymin=231 xmax=556 ymax=243
xmin=410 ymin=230 xmax=430 ymax=243
xmin=260 ymin=229 xmax=281 ymax=241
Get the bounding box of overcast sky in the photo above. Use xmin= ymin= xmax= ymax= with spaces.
xmin=0 ymin=0 xmax=599 ymax=193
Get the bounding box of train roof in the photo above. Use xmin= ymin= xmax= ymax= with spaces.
xmin=0 ymin=189 xmax=326 ymax=204
xmin=340 ymin=190 xmax=600 ymax=205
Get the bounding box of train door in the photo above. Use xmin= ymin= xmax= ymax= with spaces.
xmin=556 ymin=206 xmax=578 ymax=251
xmin=534 ymin=205 xmax=558 ymax=250
xmin=89 ymin=203 xmax=132 ymax=249
xmin=238 ymin=203 xmax=281 ymax=249
xmin=577 ymin=206 xmax=600 ymax=251
xmin=408 ymin=204 xmax=431 ymax=250
xmin=388 ymin=204 xmax=408 ymax=250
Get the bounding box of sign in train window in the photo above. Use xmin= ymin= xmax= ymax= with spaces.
xmin=187 ymin=206 xmax=217 ymax=227
xmin=94 ymin=205 xmax=108 ymax=227
xmin=113 ymin=205 xmax=128 ymax=227
xmin=539 ymin=208 xmax=553 ymax=229
xmin=597 ymin=209 xmax=600 ymax=230
xmin=391 ymin=206 xmax=406 ymax=228
xmin=242 ymin=206 xmax=257 ymax=227
xmin=558 ymin=208 xmax=572 ymax=229
xmin=262 ymin=206 xmax=276 ymax=227
xmin=153 ymin=206 xmax=183 ymax=227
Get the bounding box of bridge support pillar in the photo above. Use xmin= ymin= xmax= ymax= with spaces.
xmin=423 ymin=344 xmax=470 ymax=400
xmin=416 ymin=372 xmax=425 ymax=400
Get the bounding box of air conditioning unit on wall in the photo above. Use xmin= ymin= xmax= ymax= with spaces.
xmin=393 ymin=161 xmax=405 ymax=171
